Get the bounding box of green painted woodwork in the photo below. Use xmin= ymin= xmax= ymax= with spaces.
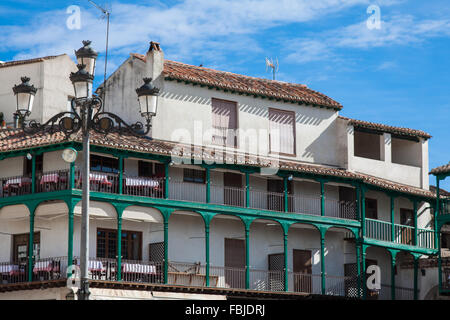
xmin=356 ymin=244 xmax=361 ymax=298
xmin=31 ymin=155 xmax=36 ymax=194
xmin=205 ymin=223 xmax=210 ymax=287
xmin=70 ymin=162 xmax=75 ymax=190
xmin=244 ymin=222 xmax=251 ymax=290
xmin=206 ymin=167 xmax=211 ymax=204
xmin=320 ymin=181 xmax=325 ymax=217
xmin=390 ymin=196 xmax=395 ymax=242
xmin=413 ymin=256 xmax=419 ymax=300
xmin=283 ymin=232 xmax=288 ymax=292
xmin=118 ymin=156 xmax=124 ymax=195
xmin=413 ymin=200 xmax=418 ymax=246
xmin=164 ymin=162 xmax=169 ymax=199
xmin=28 ymin=211 xmax=35 ymax=282
xmin=117 ymin=215 xmax=123 ymax=281
xmin=245 ymin=172 xmax=250 ymax=208
xmin=320 ymin=231 xmax=325 ymax=295
xmin=362 ymin=246 xmax=367 ymax=300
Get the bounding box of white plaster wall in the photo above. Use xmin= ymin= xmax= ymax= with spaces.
xmin=103 ymin=56 xmax=343 ymax=167
xmin=43 ymin=150 xmax=69 ymax=172
xmin=0 ymin=156 xmax=24 ymax=178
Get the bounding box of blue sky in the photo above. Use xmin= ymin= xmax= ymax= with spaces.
xmin=0 ymin=0 xmax=449 ymax=189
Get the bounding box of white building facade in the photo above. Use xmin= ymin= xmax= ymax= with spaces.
xmin=0 ymin=42 xmax=443 ymax=300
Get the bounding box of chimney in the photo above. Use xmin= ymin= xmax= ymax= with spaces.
xmin=145 ymin=41 xmax=164 ymax=82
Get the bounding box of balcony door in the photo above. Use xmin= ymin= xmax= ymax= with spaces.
xmin=400 ymin=208 xmax=414 ymax=245
xmin=268 ymin=253 xmax=284 ymax=291
xmin=223 ymin=172 xmax=244 ymax=207
xmin=267 ymin=179 xmax=293 ymax=212
xmin=293 ymin=249 xmax=312 ymax=293
xmin=339 ymin=186 xmax=357 ymax=219
xmin=224 ymin=238 xmax=245 ymax=289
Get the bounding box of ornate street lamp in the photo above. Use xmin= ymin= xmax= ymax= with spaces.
xmin=13 ymin=76 xmax=37 ymax=119
xmin=12 ymin=40 xmax=160 ymax=300
xmin=75 ymin=40 xmax=98 ymax=77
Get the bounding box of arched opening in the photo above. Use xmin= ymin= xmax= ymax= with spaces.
xmin=0 ymin=204 xmax=31 ymax=283
xmin=365 ymin=246 xmax=392 ymax=300
xmin=120 ymin=206 xmax=164 ymax=283
xmin=247 ymin=219 xmax=285 ymax=292
xmin=167 ymin=210 xmax=206 ymax=287
xmin=209 ymin=214 xmax=246 ymax=289
xmin=394 ymin=251 xmax=416 ymax=300
xmin=325 ymin=227 xmax=358 ymax=297
xmin=287 ymin=223 xmax=321 ymax=294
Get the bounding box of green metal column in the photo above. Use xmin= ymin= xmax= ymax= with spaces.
xmin=362 ymin=246 xmax=367 ymax=300
xmin=361 ymin=187 xmax=366 ymax=237
xmin=164 ymin=162 xmax=169 ymax=199
xmin=390 ymin=196 xmax=395 ymax=242
xmin=206 ymin=167 xmax=211 ymax=203
xmin=320 ymin=180 xmax=325 ymax=217
xmin=245 ymin=172 xmax=250 ymax=208
xmin=320 ymin=231 xmax=326 ymax=295
xmin=117 ymin=214 xmax=122 ymax=281
xmin=284 ymin=177 xmax=288 ymax=213
xmin=435 ymin=176 xmax=440 ymax=250
xmin=355 ymin=186 xmax=361 ymax=221
xmin=28 ymin=209 xmax=35 ymax=282
xmin=68 ymin=208 xmax=74 ymax=275
xmin=391 ymin=253 xmax=396 ymax=300
xmin=413 ymin=256 xmax=419 ymax=300
xmin=164 ymin=219 xmax=169 ymax=284
xmin=69 ymin=162 xmax=75 ymax=189
xmin=31 ymin=154 xmax=36 ymax=194
xmin=413 ymin=200 xmax=418 ymax=246
xmin=283 ymin=231 xmax=288 ymax=292
xmin=356 ymin=243 xmax=361 ymax=298
xmin=118 ymin=156 xmax=123 ymax=195
xmin=205 ymin=221 xmax=210 ymax=287
xmin=245 ymin=224 xmax=250 ymax=289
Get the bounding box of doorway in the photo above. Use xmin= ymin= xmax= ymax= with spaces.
xmin=293 ymin=249 xmax=312 ymax=293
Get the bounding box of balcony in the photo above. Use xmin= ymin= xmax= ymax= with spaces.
xmin=365 ymin=218 xmax=435 ymax=249
xmin=0 ymin=256 xmax=361 ymax=298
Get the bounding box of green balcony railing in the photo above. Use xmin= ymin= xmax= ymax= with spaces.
xmin=365 ymin=218 xmax=392 ymax=242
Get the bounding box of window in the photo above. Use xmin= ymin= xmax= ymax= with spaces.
xmin=211 ymin=98 xmax=237 ymax=147
xmin=91 ymin=155 xmax=120 ymax=173
xmin=138 ymin=161 xmax=164 ymax=178
xmin=96 ymin=228 xmax=142 ymax=261
xmin=24 ymin=154 xmax=43 ymax=176
xmin=269 ymin=108 xmax=296 ymax=155
xmin=183 ymin=168 xmax=205 ymax=184
xmin=365 ymin=198 xmax=378 ymax=219
xmin=354 ymin=129 xmax=382 ymax=160
xmin=13 ymin=232 xmax=40 ymax=264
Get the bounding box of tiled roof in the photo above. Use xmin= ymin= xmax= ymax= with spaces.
xmin=0 ymin=55 xmax=63 ymax=69
xmin=0 ymin=129 xmax=436 ymax=199
xmin=430 ymin=163 xmax=450 ymax=176
xmin=338 ymin=116 xmax=431 ymax=140
xmin=131 ymin=53 xmax=342 ymax=110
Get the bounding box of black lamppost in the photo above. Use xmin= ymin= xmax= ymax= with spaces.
xmin=12 ymin=40 xmax=160 ymax=300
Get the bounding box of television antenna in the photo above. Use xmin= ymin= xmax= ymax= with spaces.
xmin=265 ymin=57 xmax=279 ymax=80
xmin=88 ymin=0 xmax=111 ymax=106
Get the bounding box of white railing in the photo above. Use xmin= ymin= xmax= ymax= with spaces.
xmin=169 ymin=181 xmax=206 ymax=203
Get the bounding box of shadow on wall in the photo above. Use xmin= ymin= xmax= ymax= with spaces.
xmin=302 ymin=120 xmax=340 ymax=165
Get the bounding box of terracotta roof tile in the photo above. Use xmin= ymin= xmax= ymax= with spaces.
xmin=0 ymin=129 xmax=435 ymax=199
xmin=430 ymin=163 xmax=450 ymax=176
xmin=339 ymin=116 xmax=431 ymax=140
xmin=0 ymin=55 xmax=62 ymax=69
xmin=131 ymin=53 xmax=342 ymax=110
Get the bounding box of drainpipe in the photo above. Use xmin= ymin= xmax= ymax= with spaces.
xmin=283 ymin=231 xmax=288 ymax=292
xmin=390 ymin=196 xmax=395 ymax=242
xmin=320 ymin=231 xmax=326 ymax=295
xmin=163 ymin=219 xmax=169 ymax=284
xmin=245 ymin=224 xmax=250 ymax=289
xmin=205 ymin=219 xmax=210 ymax=287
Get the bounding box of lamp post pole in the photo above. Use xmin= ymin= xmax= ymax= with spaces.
xmin=12 ymin=40 xmax=159 ymax=300
xmin=79 ymin=105 xmax=91 ymax=300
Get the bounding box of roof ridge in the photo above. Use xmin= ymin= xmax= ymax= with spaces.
xmin=0 ymin=54 xmax=65 ymax=68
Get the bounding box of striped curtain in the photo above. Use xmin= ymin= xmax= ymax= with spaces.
xmin=269 ymin=109 xmax=295 ymax=155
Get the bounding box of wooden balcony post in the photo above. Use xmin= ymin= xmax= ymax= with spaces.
xmin=413 ymin=200 xmax=418 ymax=246
xmin=390 ymin=196 xmax=395 ymax=242
xmin=117 ymin=214 xmax=122 ymax=281
xmin=245 ymin=172 xmax=250 ymax=208
xmin=206 ymin=166 xmax=210 ymax=203
xmin=362 ymin=246 xmax=367 ymax=300
xmin=413 ymin=256 xmax=419 ymax=300
xmin=28 ymin=209 xmax=35 ymax=282
xmin=164 ymin=162 xmax=169 ymax=199
xmin=164 ymin=219 xmax=169 ymax=284
xmin=361 ymin=186 xmax=366 ymax=238
xmin=390 ymin=252 xmax=397 ymax=300
xmin=205 ymin=221 xmax=210 ymax=287
xmin=68 ymin=207 xmax=74 ymax=275
xmin=69 ymin=162 xmax=75 ymax=190
xmin=31 ymin=154 xmax=36 ymax=194
xmin=245 ymin=224 xmax=250 ymax=289
xmin=283 ymin=231 xmax=288 ymax=292
xmin=283 ymin=177 xmax=288 ymax=213
xmin=356 ymin=243 xmax=361 ymax=298
xmin=320 ymin=230 xmax=326 ymax=295
xmin=320 ymin=180 xmax=325 ymax=217
xmin=355 ymin=185 xmax=360 ymax=221
xmin=118 ymin=156 xmax=123 ymax=195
